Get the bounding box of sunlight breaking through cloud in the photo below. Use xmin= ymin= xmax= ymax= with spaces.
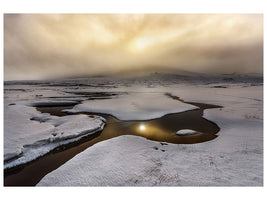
xmin=4 ymin=14 xmax=263 ymax=80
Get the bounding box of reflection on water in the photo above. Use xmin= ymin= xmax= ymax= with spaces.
xmin=35 ymin=102 xmax=220 ymax=145
xmin=139 ymin=124 xmax=146 ymax=131
xmin=84 ymin=111 xmax=219 ymax=145
xmin=4 ymin=97 xmax=221 ymax=186
xmin=37 ymin=98 xmax=220 ymax=144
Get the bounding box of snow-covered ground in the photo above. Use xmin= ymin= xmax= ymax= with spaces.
xmin=3 ymin=80 xmax=197 ymax=169
xmin=39 ymin=81 xmax=262 ymax=186
xmin=4 ymin=75 xmax=263 ymax=186
xmin=66 ymin=92 xmax=197 ymax=120
xmin=4 ymin=89 xmax=106 ymax=169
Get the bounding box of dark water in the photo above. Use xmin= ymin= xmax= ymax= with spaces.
xmin=4 ymin=98 xmax=221 ymax=186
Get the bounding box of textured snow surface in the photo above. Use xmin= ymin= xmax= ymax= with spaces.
xmin=4 ymin=100 xmax=105 ymax=169
xmin=4 ymin=104 xmax=54 ymax=160
xmin=47 ymin=115 xmax=105 ymax=142
xmin=4 ymin=79 xmax=263 ymax=186
xmin=38 ymin=131 xmax=262 ymax=186
xmin=176 ymin=129 xmax=198 ymax=135
xmin=38 ymin=84 xmax=263 ymax=186
xmin=4 ymin=84 xmax=196 ymax=168
xmin=66 ymin=92 xmax=197 ymax=120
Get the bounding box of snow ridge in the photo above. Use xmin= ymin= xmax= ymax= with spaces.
xmin=4 ymin=103 xmax=106 ymax=170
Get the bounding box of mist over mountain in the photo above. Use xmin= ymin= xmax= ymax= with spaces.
xmin=4 ymin=14 xmax=263 ymax=81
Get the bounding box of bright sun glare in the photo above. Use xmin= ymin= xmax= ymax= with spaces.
xmin=133 ymin=38 xmax=150 ymax=51
xmin=139 ymin=124 xmax=146 ymax=131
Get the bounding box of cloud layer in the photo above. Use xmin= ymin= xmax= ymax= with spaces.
xmin=4 ymin=14 xmax=263 ymax=80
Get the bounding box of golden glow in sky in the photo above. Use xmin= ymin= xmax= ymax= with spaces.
xmin=4 ymin=14 xmax=263 ymax=80
xmin=131 ymin=37 xmax=153 ymax=52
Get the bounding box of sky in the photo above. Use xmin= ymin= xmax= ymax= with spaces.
xmin=4 ymin=14 xmax=263 ymax=80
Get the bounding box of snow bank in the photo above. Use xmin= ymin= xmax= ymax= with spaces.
xmin=4 ymin=103 xmax=54 ymax=160
xmin=169 ymin=83 xmax=263 ymax=120
xmin=4 ymin=120 xmax=105 ymax=170
xmin=48 ymin=115 xmax=105 ymax=142
xmin=4 ymin=83 xmax=108 ymax=169
xmin=176 ymin=129 xmax=198 ymax=136
xmin=38 ymin=133 xmax=262 ymax=186
xmin=65 ymin=92 xmax=197 ymax=120
xmin=4 ymin=102 xmax=105 ymax=170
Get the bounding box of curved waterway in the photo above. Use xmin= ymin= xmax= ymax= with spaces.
xmin=4 ymin=94 xmax=221 ymax=186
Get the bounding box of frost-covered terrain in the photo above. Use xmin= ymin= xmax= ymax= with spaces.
xmin=4 ymin=73 xmax=263 ymax=186
xmin=176 ymin=129 xmax=198 ymax=136
xmin=4 ymin=88 xmax=106 ymax=169
xmin=66 ymin=92 xmax=197 ymax=120
xmin=4 ymin=104 xmax=105 ymax=169
xmin=4 ymin=76 xmax=198 ymax=170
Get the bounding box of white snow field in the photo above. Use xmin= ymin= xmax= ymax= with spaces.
xmin=66 ymin=92 xmax=197 ymax=120
xmin=37 ymin=81 xmax=262 ymax=186
xmin=3 ymin=81 xmax=197 ymax=170
xmin=4 ymin=75 xmax=263 ymax=186
xmin=4 ymin=95 xmax=105 ymax=169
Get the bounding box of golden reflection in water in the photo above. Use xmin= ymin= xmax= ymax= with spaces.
xmin=133 ymin=122 xmax=216 ymax=144
xmin=36 ymin=107 xmax=219 ymax=144
xmin=136 ymin=123 xmax=173 ymax=139
xmin=139 ymin=124 xmax=146 ymax=131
